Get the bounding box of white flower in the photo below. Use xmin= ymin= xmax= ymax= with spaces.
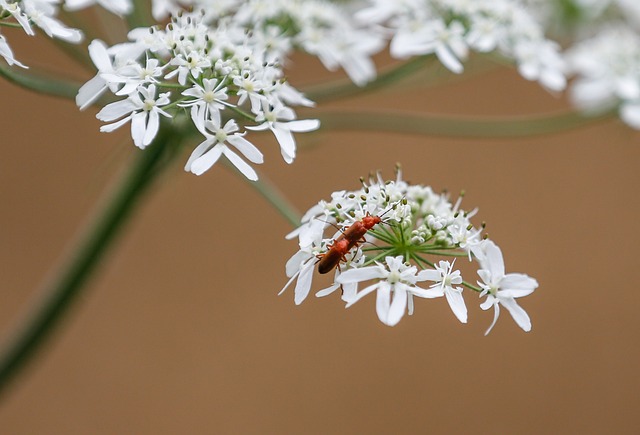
xmin=281 ymin=171 xmax=538 ymax=333
xmin=150 ymin=0 xmax=182 ymax=21
xmin=566 ymin=26 xmax=640 ymax=127
xmin=620 ymin=100 xmax=640 ymax=128
xmin=279 ymin=227 xmax=325 ymax=305
xmin=392 ymin=19 xmax=468 ymax=74
xmin=104 ymin=57 xmax=164 ymax=97
xmin=64 ymin=0 xmax=133 ymax=16
xmin=165 ymin=50 xmax=212 ymax=85
xmin=337 ymin=256 xmax=441 ymax=327
xmin=179 ymin=78 xmax=231 ymax=126
xmin=514 ymin=39 xmax=566 ymax=91
xmin=184 ymin=117 xmax=263 ymax=180
xmin=22 ymin=0 xmax=83 ymax=43
xmin=97 ymin=84 xmax=171 ymax=149
xmin=247 ymin=102 xmax=320 ymax=164
xmin=474 ymin=240 xmax=538 ymax=335
xmin=301 ymin=26 xmax=384 ymax=86
xmin=418 ymin=260 xmax=468 ymax=323
xmin=0 ymin=0 xmax=34 ymax=35
xmin=76 ymin=40 xmax=113 ymax=110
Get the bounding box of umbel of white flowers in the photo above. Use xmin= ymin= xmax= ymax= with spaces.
xmin=280 ymin=170 xmax=538 ymax=335
xmin=2 ymin=0 xmax=640 ymax=131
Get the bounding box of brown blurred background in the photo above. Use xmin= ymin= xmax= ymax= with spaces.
xmin=1 ymin=30 xmax=639 ymax=434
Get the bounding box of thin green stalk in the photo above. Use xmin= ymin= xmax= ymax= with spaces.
xmin=421 ymin=250 xmax=469 ymax=257
xmin=304 ymin=56 xmax=434 ymax=103
xmin=315 ymin=108 xmax=615 ymax=138
xmin=0 ymin=126 xmax=181 ymax=399
xmin=0 ymin=63 xmax=80 ymax=99
xmin=127 ymin=0 xmax=153 ymax=29
xmin=242 ymin=168 xmax=302 ymax=227
xmin=462 ymin=280 xmax=483 ymax=293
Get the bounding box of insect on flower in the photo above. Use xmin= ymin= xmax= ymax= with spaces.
xmin=316 ymin=201 xmax=403 ymax=274
xmin=316 ymin=214 xmax=381 ymax=274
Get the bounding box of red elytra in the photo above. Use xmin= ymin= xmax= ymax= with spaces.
xmin=317 ymin=214 xmax=382 ymax=274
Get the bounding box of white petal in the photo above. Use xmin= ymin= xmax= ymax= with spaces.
xmin=480 ymin=295 xmax=495 ymax=311
xmin=342 ymin=55 xmax=376 ymax=86
xmin=99 ymin=115 xmax=130 ymax=132
xmin=284 ymin=119 xmax=320 ymax=133
xmin=272 ymin=125 xmax=296 ymax=159
xmin=143 ymin=110 xmax=159 ymax=146
xmin=285 ymin=250 xmax=310 ymax=278
xmin=184 ymin=140 xmax=214 ymax=171
xmin=96 ymin=99 xmax=138 ymax=121
xmin=245 ymin=123 xmax=269 ymax=132
xmin=336 ymin=265 xmax=385 ymax=284
xmin=620 ymin=102 xmax=640 ymax=129
xmin=500 ymin=297 xmax=531 ymax=332
xmin=341 ymin=282 xmax=358 ymax=303
xmin=385 ymin=285 xmax=407 ymax=326
xmin=223 ymin=148 xmax=258 ymax=181
xmin=88 ymin=40 xmax=112 ymax=71
xmin=445 ymin=288 xmax=468 ymax=323
xmin=294 ymin=261 xmax=315 ymax=305
xmin=411 ymin=285 xmax=443 ymax=299
xmin=481 ymin=240 xmax=505 ymax=278
xmin=436 ymin=45 xmax=464 ymax=74
xmin=416 ymin=269 xmax=441 ymax=282
xmin=227 ymin=135 xmax=264 ymax=164
xmin=407 ymin=293 xmax=414 ymax=315
xmin=130 ymin=112 xmax=147 ymax=148
xmin=484 ymin=303 xmax=500 ymax=336
xmin=500 ymin=273 xmax=538 ymax=297
xmin=279 ymin=270 xmax=299 ymax=296
xmin=76 ymin=75 xmax=106 ymax=110
xmin=345 ymin=283 xmax=380 ymax=308
xmin=190 ymin=146 xmax=224 ymax=175
xmin=375 ymin=283 xmax=391 ymax=325
xmin=316 ymin=283 xmax=340 ymax=298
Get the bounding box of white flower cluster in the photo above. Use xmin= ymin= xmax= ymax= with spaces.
xmin=281 ymin=170 xmax=538 ymax=334
xmin=152 ymin=0 xmax=386 ymax=85
xmin=523 ymin=0 xmax=640 ymax=129
xmin=356 ymin=0 xmax=566 ymax=91
xmin=77 ymin=9 xmax=321 ymax=180
xmin=0 ymin=0 xmax=84 ymax=68
xmin=567 ymin=26 xmax=640 ymax=128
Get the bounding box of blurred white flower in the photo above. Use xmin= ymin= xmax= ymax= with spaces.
xmin=474 ymin=240 xmax=538 ymax=335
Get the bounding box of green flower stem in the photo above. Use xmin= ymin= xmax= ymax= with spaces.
xmin=462 ymin=281 xmax=483 ymax=293
xmin=0 ymin=63 xmax=81 ymax=99
xmin=0 ymin=126 xmax=181 ymax=398
xmin=0 ymin=22 xmax=23 ymax=29
xmin=127 ymin=0 xmax=153 ymax=29
xmin=304 ymin=55 xmax=434 ymax=103
xmin=422 ymin=251 xmax=470 ymax=257
xmin=314 ymin=108 xmax=615 ymax=138
xmin=242 ymin=168 xmax=302 ymax=227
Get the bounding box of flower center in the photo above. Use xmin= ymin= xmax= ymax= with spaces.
xmin=143 ymin=99 xmax=156 ymax=111
xmin=203 ymin=91 xmax=215 ymax=103
xmin=387 ymin=270 xmax=402 ymax=284
xmin=215 ymin=129 xmax=228 ymax=142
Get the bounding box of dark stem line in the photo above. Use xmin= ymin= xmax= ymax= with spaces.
xmin=0 ymin=127 xmax=179 ymax=399
xmin=314 ymin=109 xmax=614 ymax=138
